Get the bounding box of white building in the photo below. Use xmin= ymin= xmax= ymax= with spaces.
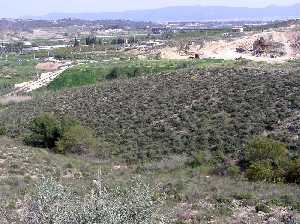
xmin=232 ymin=26 xmax=244 ymax=33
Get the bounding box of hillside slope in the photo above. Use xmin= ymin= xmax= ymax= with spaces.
xmin=1 ymin=131 xmax=300 ymax=223
xmin=1 ymin=65 xmax=300 ymax=160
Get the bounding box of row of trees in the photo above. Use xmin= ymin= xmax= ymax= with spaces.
xmin=0 ymin=42 xmax=25 ymax=54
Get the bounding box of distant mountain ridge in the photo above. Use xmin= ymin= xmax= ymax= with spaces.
xmin=37 ymin=4 xmax=300 ymax=21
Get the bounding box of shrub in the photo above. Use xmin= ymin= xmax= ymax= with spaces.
xmin=60 ymin=116 xmax=80 ymax=133
xmin=106 ymin=67 xmax=120 ymax=80
xmin=245 ymin=161 xmax=275 ymax=182
xmin=22 ymin=177 xmax=170 ymax=224
xmin=192 ymin=150 xmax=207 ymax=166
xmin=24 ymin=113 xmax=61 ymax=148
xmin=198 ymin=165 xmax=215 ymax=175
xmin=127 ymin=67 xmax=141 ymax=78
xmin=25 ymin=113 xmax=96 ymax=155
xmin=232 ymin=192 xmax=255 ymax=201
xmin=286 ymin=157 xmax=300 ymax=184
xmin=56 ymin=125 xmax=97 ymax=154
xmin=255 ymin=203 xmax=271 ymax=213
xmin=227 ymin=165 xmax=241 ymax=177
xmin=244 ymin=137 xmax=289 ymax=183
xmin=269 ymin=195 xmax=300 ymax=212
xmin=0 ymin=126 xmax=6 ymax=136
xmin=245 ymin=137 xmax=288 ymax=166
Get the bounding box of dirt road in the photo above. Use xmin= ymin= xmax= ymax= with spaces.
xmin=5 ymin=61 xmax=73 ymax=96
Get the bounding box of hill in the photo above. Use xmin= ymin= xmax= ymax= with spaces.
xmin=1 ymin=135 xmax=300 ymax=223
xmin=2 ymin=63 xmax=300 ymax=161
xmin=40 ymin=4 xmax=300 ymax=21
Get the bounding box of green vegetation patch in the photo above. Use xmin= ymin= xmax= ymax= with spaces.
xmin=0 ymin=55 xmax=39 ymax=94
xmin=47 ymin=59 xmax=230 ymax=91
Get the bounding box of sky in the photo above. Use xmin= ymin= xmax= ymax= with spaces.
xmin=1 ymin=0 xmax=300 ymax=17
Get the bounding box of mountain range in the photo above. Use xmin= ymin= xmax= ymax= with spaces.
xmin=36 ymin=4 xmax=300 ymax=22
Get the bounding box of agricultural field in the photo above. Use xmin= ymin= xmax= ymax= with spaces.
xmin=46 ymin=59 xmax=231 ymax=91
xmin=0 ymin=55 xmax=39 ymax=95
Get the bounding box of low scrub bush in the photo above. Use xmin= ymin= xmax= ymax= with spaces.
xmin=245 ymin=137 xmax=288 ymax=165
xmin=198 ymin=164 xmax=215 ymax=175
xmin=24 ymin=113 xmax=61 ymax=148
xmin=246 ymin=161 xmax=276 ymax=182
xmin=227 ymin=165 xmax=241 ymax=177
xmin=106 ymin=67 xmax=120 ymax=80
xmin=22 ymin=177 xmax=170 ymax=224
xmin=192 ymin=150 xmax=208 ymax=166
xmin=232 ymin=192 xmax=255 ymax=201
xmin=25 ymin=113 xmax=96 ymax=155
xmin=286 ymin=157 xmax=300 ymax=184
xmin=244 ymin=137 xmax=289 ymax=183
xmin=255 ymin=203 xmax=271 ymax=213
xmin=192 ymin=150 xmax=240 ymax=177
xmin=56 ymin=125 xmax=96 ymax=154
xmin=0 ymin=126 xmax=6 ymax=136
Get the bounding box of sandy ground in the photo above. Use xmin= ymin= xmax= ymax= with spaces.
xmin=35 ymin=62 xmax=64 ymax=72
xmin=6 ymin=61 xmax=73 ymax=96
xmin=197 ymin=31 xmax=300 ymax=63
xmin=160 ymin=29 xmax=300 ymax=63
xmin=161 ymin=47 xmax=190 ymax=60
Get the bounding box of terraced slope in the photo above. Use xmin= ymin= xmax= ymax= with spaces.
xmin=1 ymin=65 xmax=300 ymax=160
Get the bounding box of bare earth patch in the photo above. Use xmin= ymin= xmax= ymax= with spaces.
xmin=35 ymin=62 xmax=64 ymax=72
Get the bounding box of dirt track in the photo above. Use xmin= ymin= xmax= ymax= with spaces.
xmin=5 ymin=61 xmax=73 ymax=96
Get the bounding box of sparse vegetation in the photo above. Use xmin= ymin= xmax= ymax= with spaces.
xmin=47 ymin=59 xmax=228 ymax=91
xmin=23 ymin=177 xmax=169 ymax=224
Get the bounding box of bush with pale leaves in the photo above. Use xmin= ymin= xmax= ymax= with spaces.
xmin=22 ymin=177 xmax=170 ymax=224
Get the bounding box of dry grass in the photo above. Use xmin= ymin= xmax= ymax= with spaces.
xmin=0 ymin=96 xmax=32 ymax=106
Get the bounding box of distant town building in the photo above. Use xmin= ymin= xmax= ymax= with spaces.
xmin=23 ymin=41 xmax=32 ymax=47
xmin=232 ymin=26 xmax=244 ymax=33
xmin=152 ymin=27 xmax=165 ymax=34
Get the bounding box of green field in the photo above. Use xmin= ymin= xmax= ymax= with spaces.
xmin=47 ymin=59 xmax=232 ymax=91
xmin=0 ymin=55 xmax=39 ymax=95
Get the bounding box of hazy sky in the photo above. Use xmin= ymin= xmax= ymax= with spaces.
xmin=1 ymin=0 xmax=300 ymax=17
